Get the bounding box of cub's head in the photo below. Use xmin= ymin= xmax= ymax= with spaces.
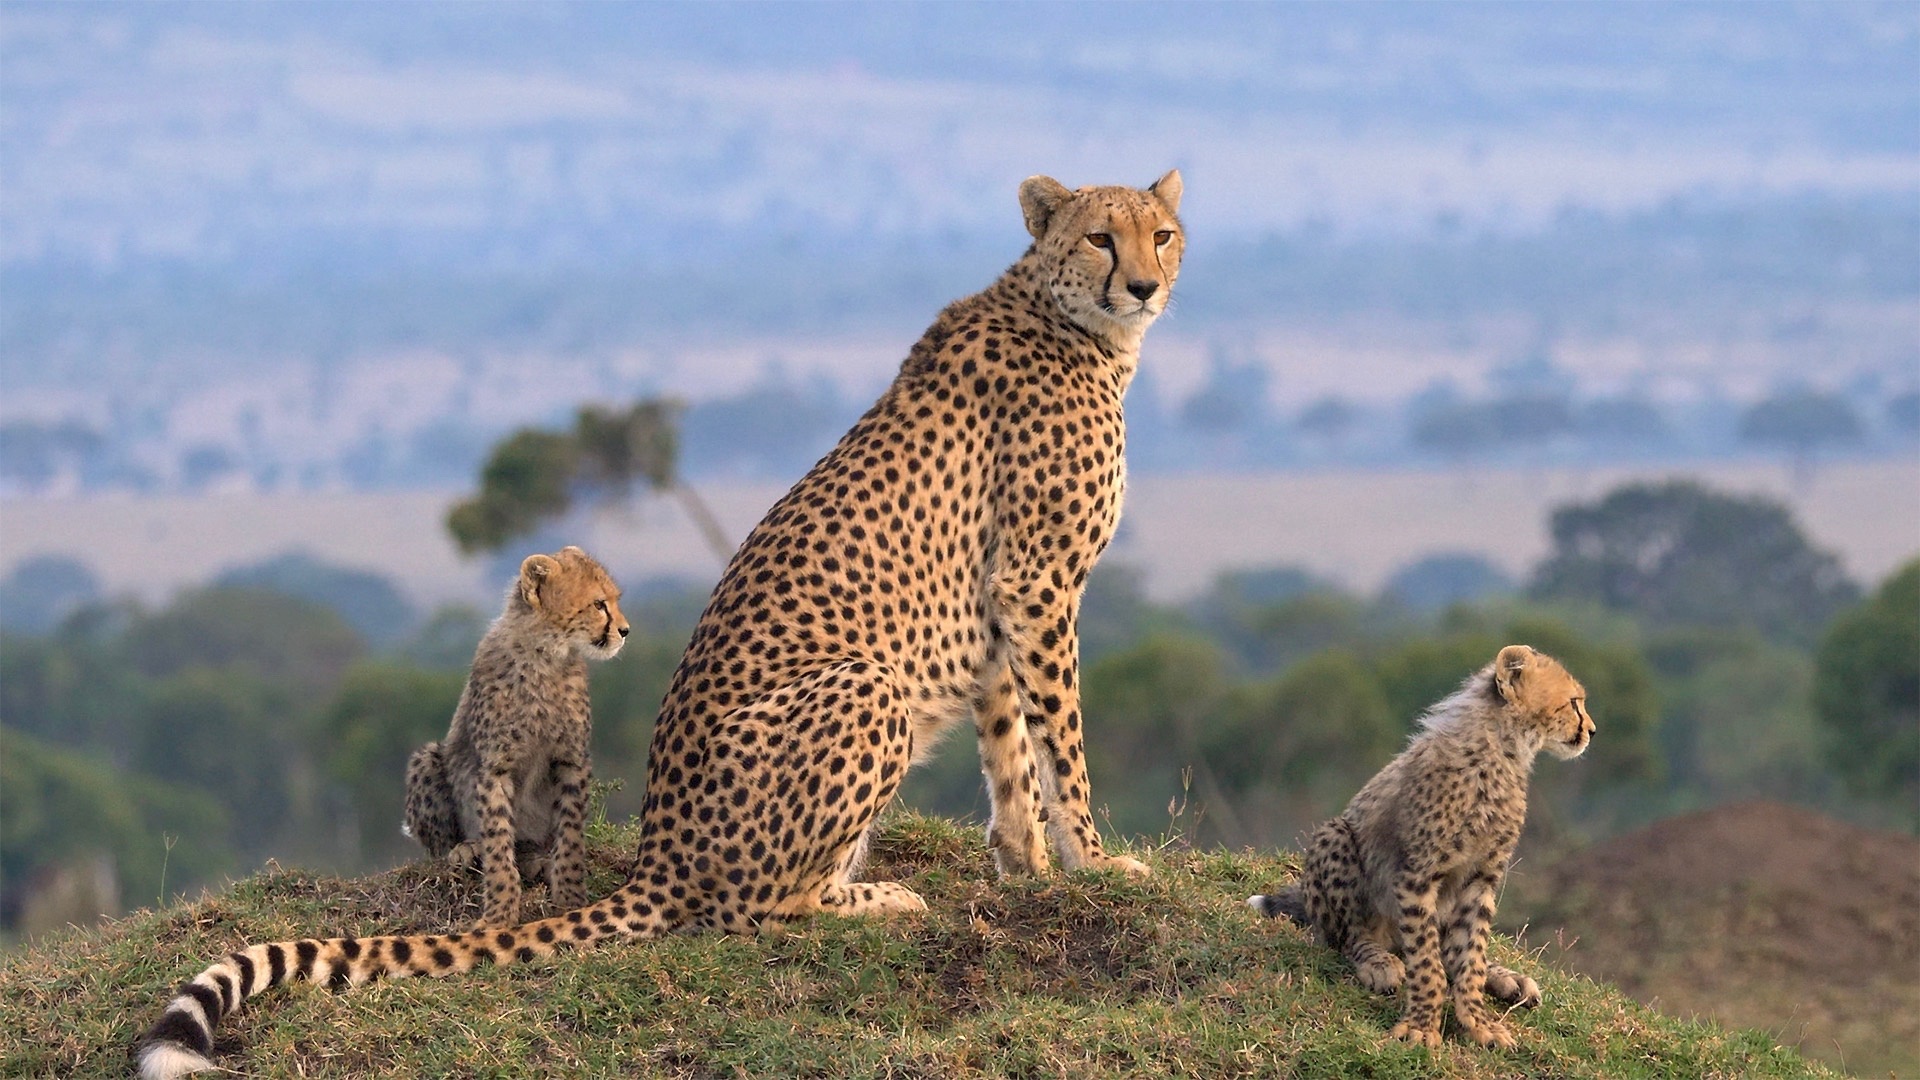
xmin=517 ymin=546 xmax=629 ymax=660
xmin=1019 ymin=170 xmax=1184 ymax=340
xmin=1490 ymin=644 xmax=1593 ymax=760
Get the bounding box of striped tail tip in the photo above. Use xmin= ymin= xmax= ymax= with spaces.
xmin=1247 ymin=887 xmax=1308 ymax=923
xmin=135 ymin=1003 xmax=217 ymax=1079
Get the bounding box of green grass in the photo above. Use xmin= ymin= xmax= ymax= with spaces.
xmin=0 ymin=812 xmax=1832 ymax=1079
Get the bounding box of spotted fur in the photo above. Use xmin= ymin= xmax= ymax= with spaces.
xmin=1249 ymin=645 xmax=1594 ymax=1050
xmin=402 ymin=546 xmax=629 ymax=930
xmin=135 ymin=170 xmax=1184 ymax=1079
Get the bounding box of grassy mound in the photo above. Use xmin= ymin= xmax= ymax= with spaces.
xmin=1516 ymin=801 xmax=1919 ymax=1078
xmin=0 ymin=813 xmax=1830 ymax=1079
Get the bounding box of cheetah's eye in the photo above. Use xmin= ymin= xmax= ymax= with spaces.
xmin=1086 ymin=233 xmax=1112 ymax=249
xmin=1154 ymin=230 xmax=1174 ymax=246
xmin=594 ymin=599 xmax=608 ymax=612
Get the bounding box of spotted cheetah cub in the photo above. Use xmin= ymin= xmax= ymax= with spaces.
xmin=403 ymin=546 xmax=629 ymax=929
xmin=1249 ymin=645 xmax=1593 ymax=1050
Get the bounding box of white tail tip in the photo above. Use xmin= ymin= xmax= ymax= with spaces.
xmin=137 ymin=1041 xmax=216 ymax=1080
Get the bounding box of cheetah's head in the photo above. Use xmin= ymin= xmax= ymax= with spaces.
xmin=1019 ymin=170 xmax=1184 ymax=342
xmin=1491 ymin=644 xmax=1593 ymax=760
xmin=517 ymin=545 xmax=630 ymax=661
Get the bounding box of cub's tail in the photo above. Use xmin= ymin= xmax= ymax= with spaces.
xmin=135 ymin=882 xmax=664 ymax=1080
xmin=1246 ymin=885 xmax=1308 ymax=924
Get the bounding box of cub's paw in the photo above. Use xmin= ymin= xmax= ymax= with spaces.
xmin=1457 ymin=1012 xmax=1517 ymax=1050
xmin=1354 ymin=954 xmax=1407 ymax=996
xmin=1485 ymin=965 xmax=1542 ymax=1009
xmin=471 ymin=911 xmax=518 ymax=932
xmin=1084 ymin=853 xmax=1150 ymax=877
xmin=1387 ymin=1020 xmax=1443 ymax=1049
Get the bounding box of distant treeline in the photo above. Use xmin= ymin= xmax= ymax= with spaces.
xmin=3 ymin=365 xmax=1915 ymax=496
xmin=2 ymin=480 xmax=1914 ymax=938
xmin=6 ymin=191 xmax=1912 ymax=377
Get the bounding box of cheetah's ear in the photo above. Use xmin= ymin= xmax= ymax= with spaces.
xmin=519 ymin=553 xmax=560 ymax=608
xmin=1148 ymin=169 xmax=1183 ymax=215
xmin=1019 ymin=175 xmax=1073 ymax=239
xmin=1493 ymin=644 xmax=1535 ymax=702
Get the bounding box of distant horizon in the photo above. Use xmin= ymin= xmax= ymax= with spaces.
xmin=5 ymin=459 xmax=1914 ymax=617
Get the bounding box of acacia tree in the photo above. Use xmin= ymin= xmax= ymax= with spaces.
xmin=1737 ymin=389 xmax=1863 ymax=491
xmin=446 ymin=400 xmax=733 ymax=563
xmin=1529 ymin=480 xmax=1858 ymax=646
xmin=1294 ymin=396 xmax=1359 ymax=459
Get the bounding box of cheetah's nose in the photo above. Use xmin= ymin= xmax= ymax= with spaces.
xmin=1126 ymin=280 xmax=1159 ymax=301
xmin=618 ymin=625 xmax=631 ymax=637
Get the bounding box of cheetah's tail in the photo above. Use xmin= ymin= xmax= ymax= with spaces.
xmin=1246 ymin=886 xmax=1308 ymax=924
xmin=134 ymin=881 xmax=664 ymax=1080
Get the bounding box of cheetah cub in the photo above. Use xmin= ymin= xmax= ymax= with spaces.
xmin=403 ymin=545 xmax=629 ymax=929
xmin=1249 ymin=645 xmax=1593 ymax=1050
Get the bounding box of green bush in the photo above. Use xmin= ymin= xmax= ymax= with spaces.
xmin=1813 ymin=559 xmax=1919 ymax=817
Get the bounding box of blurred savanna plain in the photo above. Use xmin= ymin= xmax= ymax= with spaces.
xmin=2 ymin=3 xmax=1916 ymax=1075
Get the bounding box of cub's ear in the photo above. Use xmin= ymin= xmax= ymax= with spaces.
xmin=1493 ymin=644 xmax=1535 ymax=701
xmin=1148 ymin=169 xmax=1183 ymax=215
xmin=1019 ymin=175 xmax=1073 ymax=239
xmin=519 ymin=553 xmax=559 ymax=607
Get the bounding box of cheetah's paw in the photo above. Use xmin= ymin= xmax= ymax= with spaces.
xmin=988 ymin=823 xmax=1051 ymax=877
xmin=1388 ymin=1021 xmax=1443 ymax=1049
xmin=1084 ymin=853 xmax=1150 ymax=877
xmin=1485 ymin=965 xmax=1542 ymax=1009
xmin=1459 ymin=1014 xmax=1517 ymax=1050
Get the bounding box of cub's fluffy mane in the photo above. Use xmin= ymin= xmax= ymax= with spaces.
xmin=1409 ymin=664 xmax=1553 ymax=767
xmin=1412 ymin=665 xmax=1500 ymax=734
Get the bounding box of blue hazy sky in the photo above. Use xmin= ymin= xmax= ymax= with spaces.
xmin=4 ymin=2 xmax=1914 ymax=270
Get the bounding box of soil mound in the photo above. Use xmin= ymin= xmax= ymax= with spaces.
xmin=1523 ymin=801 xmax=1919 ymax=1076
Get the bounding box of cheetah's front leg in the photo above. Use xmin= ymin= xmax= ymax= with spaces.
xmin=996 ymin=590 xmax=1145 ymax=877
xmin=1387 ymin=872 xmax=1446 ymax=1049
xmin=473 ymin=770 xmax=525 ymax=929
xmin=545 ymin=755 xmax=591 ymax=911
xmin=1442 ymin=867 xmax=1518 ymax=1049
xmin=973 ymin=650 xmax=1049 ymax=876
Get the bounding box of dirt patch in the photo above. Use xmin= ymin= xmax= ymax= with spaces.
xmin=1520 ymin=801 xmax=1919 ymax=1077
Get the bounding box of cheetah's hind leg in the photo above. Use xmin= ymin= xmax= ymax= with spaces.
xmin=403 ymin=741 xmax=463 ymax=858
xmin=717 ymin=660 xmax=926 ymax=928
xmin=786 ymin=818 xmax=928 ymax=917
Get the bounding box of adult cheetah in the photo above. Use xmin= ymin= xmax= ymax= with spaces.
xmin=136 ymin=170 xmax=1184 ymax=1079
